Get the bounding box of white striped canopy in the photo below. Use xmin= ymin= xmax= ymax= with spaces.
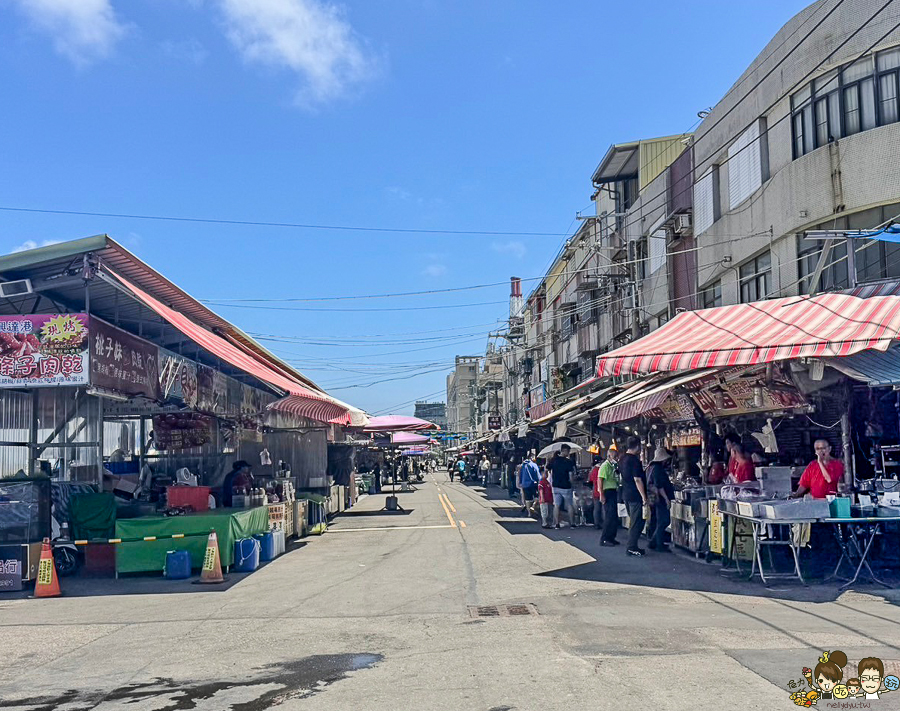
xmin=596 ymin=293 xmax=900 ymax=377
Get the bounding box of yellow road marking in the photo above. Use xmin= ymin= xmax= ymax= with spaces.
xmin=442 ymin=493 xmax=457 ymax=513
xmin=438 ymin=491 xmax=457 ymax=528
xmin=459 ymin=520 xmax=467 ymax=528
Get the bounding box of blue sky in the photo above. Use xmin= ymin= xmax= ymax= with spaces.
xmin=0 ymin=0 xmax=812 ymax=415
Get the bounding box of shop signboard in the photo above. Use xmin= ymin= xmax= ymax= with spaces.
xmin=488 ymin=415 xmax=502 ymax=430
xmin=196 ymin=365 xmax=228 ymax=415
xmin=685 ymin=370 xmax=808 ymax=417
xmin=0 ymin=545 xmax=23 ymax=592
xmin=152 ymin=413 xmax=213 ymax=451
xmin=158 ymin=348 xmax=198 ymax=408
xmin=708 ymin=500 xmax=723 ymax=555
xmin=0 ymin=314 xmax=88 ymax=388
xmin=651 ymin=393 xmax=696 ymax=423
xmin=91 ymin=319 xmax=160 ymax=400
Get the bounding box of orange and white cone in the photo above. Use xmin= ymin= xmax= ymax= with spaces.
xmin=197 ymin=532 xmax=225 ymax=584
xmin=34 ymin=538 xmax=61 ymax=598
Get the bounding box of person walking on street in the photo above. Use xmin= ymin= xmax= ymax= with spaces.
xmin=646 ymin=446 xmax=674 ymax=552
xmin=548 ymin=443 xmax=576 ymax=528
xmin=599 ymin=443 xmax=621 ymax=547
xmin=619 ymin=436 xmax=648 ymax=557
xmin=537 ymin=469 xmax=554 ymax=528
xmin=588 ymin=456 xmax=603 ymax=530
xmin=518 ymin=453 xmax=541 ymax=515
xmin=479 ymin=455 xmax=491 ymax=486
xmin=456 ymin=457 xmax=466 ymax=482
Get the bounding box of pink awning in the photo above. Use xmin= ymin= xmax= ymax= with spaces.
xmin=363 ymin=415 xmax=438 ymax=432
xmin=390 ymin=432 xmax=432 ymax=445
xmin=597 ymin=293 xmax=900 ymax=377
xmin=101 ymin=268 xmax=354 ymax=426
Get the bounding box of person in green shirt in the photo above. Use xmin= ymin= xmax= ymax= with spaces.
xmin=598 ymin=445 xmax=621 ymax=547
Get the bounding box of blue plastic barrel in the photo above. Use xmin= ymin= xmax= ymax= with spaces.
xmin=233 ymin=537 xmax=260 ymax=572
xmin=164 ymin=550 xmax=191 ymax=579
xmin=255 ymin=532 xmax=276 ymax=561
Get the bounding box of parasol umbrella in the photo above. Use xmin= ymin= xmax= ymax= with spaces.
xmin=459 ymin=450 xmax=474 ymax=456
xmin=537 ymin=442 xmax=583 ymax=459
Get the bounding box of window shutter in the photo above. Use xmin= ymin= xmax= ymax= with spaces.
xmin=648 ymin=230 xmax=666 ymax=275
xmin=728 ymin=121 xmax=762 ymax=209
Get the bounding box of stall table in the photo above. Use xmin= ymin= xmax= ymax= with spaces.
xmin=824 ymin=516 xmax=900 ymax=589
xmin=721 ymin=510 xmax=817 ymax=586
xmin=115 ymin=507 xmax=270 ymax=574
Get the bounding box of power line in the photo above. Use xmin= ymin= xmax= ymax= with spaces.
xmin=210 ymin=299 xmax=508 ymax=313
xmin=0 ymin=205 xmax=566 ymax=238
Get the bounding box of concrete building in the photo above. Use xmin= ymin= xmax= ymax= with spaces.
xmin=413 ymin=401 xmax=447 ymax=431
xmin=446 ymin=356 xmax=478 ymax=436
xmin=457 ymin=0 xmax=900 ymax=433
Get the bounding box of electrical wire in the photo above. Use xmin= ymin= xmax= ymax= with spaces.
xmin=0 ymin=205 xmax=567 ymax=238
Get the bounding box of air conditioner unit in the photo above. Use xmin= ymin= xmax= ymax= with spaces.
xmin=0 ymin=279 xmax=33 ymax=298
xmin=674 ymin=213 xmax=692 ymax=235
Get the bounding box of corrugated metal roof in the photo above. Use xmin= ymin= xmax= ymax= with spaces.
xmin=827 ymin=346 xmax=900 ymax=386
xmin=0 ymin=235 xmax=336 ymax=401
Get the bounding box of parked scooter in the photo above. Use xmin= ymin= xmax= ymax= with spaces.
xmin=51 ymin=510 xmax=81 ymax=577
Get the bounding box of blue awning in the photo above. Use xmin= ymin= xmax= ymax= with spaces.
xmin=828 ymin=345 xmax=900 ymax=386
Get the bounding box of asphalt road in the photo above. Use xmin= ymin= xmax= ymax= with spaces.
xmin=3 ymin=470 xmax=900 ymax=710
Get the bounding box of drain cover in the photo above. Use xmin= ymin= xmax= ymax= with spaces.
xmin=468 ymin=603 xmax=538 ymax=618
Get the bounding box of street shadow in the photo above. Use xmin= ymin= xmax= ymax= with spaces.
xmin=334 ymin=508 xmax=414 ymax=517
xmin=471 ymin=480 xmax=900 ymax=605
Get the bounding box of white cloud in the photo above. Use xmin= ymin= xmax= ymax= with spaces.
xmin=491 ymin=240 xmax=527 ymax=259
xmin=11 ymin=0 xmax=126 ymax=66
xmin=218 ymin=0 xmax=378 ymax=106
xmin=160 ymin=38 xmax=209 ymax=66
xmin=385 ymin=186 xmax=411 ymax=201
xmin=10 ymin=239 xmax=62 ymax=254
xmin=422 ymin=264 xmax=447 ymax=278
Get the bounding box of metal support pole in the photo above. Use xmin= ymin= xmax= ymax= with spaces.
xmin=841 ymin=411 xmax=853 ymax=490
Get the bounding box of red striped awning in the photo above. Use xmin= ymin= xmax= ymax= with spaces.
xmin=101 ymin=269 xmax=355 ymax=426
xmin=600 ymin=390 xmax=670 ymax=425
xmin=596 ymin=293 xmax=900 ymax=377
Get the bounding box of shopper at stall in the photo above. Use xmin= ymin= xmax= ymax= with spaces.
xmin=548 ymin=444 xmax=576 ymax=528
xmin=518 ymin=453 xmax=541 ymax=516
xmin=729 ymin=443 xmax=757 ymax=484
xmin=619 ymin=436 xmax=648 ymax=557
xmin=791 ymin=439 xmax=843 ymax=499
xmin=599 ymin=443 xmax=621 ymax=547
xmin=646 ymin=446 xmax=674 ymax=552
xmin=221 ymin=460 xmax=252 ymax=508
xmin=588 ymin=456 xmax=603 ymax=530
xmin=724 ymin=432 xmax=741 ymax=479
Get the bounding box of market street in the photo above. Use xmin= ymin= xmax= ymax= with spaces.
xmin=3 ymin=473 xmax=900 ymax=710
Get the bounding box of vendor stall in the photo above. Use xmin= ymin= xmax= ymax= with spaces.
xmin=115 ymin=506 xmax=270 ymax=574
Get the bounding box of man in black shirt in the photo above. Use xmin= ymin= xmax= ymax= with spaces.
xmin=547 ymin=444 xmax=576 ymax=528
xmin=619 ymin=436 xmax=648 ymax=557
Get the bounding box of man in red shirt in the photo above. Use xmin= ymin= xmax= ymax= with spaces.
xmin=792 ymin=439 xmax=843 ymax=499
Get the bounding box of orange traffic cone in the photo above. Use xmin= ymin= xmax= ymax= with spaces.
xmin=196 ymin=532 xmax=225 ymax=584
xmin=34 ymin=538 xmax=61 ymax=598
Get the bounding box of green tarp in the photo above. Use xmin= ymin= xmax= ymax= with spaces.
xmin=115 ymin=507 xmax=270 ymax=574
xmin=70 ymin=493 xmax=116 ymax=541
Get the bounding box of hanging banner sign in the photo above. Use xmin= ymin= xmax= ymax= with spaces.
xmin=0 ymin=314 xmax=89 ymax=387
xmin=158 ymin=348 xmax=198 ymax=408
xmin=90 ymin=319 xmax=160 ymax=400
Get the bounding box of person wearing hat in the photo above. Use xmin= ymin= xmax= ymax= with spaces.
xmin=598 ymin=442 xmax=621 ymax=546
xmin=646 ymin=446 xmax=675 ymax=552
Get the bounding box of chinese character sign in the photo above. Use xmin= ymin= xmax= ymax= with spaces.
xmin=90 ymin=319 xmax=161 ymax=400
xmin=0 ymin=314 xmax=89 ymax=388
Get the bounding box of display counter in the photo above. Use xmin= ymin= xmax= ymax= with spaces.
xmin=115 ymin=507 xmax=270 ymax=574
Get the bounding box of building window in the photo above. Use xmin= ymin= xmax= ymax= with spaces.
xmin=729 ymin=121 xmax=763 ymax=209
xmin=693 ymin=166 xmax=717 ymax=235
xmin=701 ymin=281 xmax=722 ymax=309
xmin=791 ymin=48 xmax=900 ymax=158
xmin=739 ymin=251 xmax=771 ymax=303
